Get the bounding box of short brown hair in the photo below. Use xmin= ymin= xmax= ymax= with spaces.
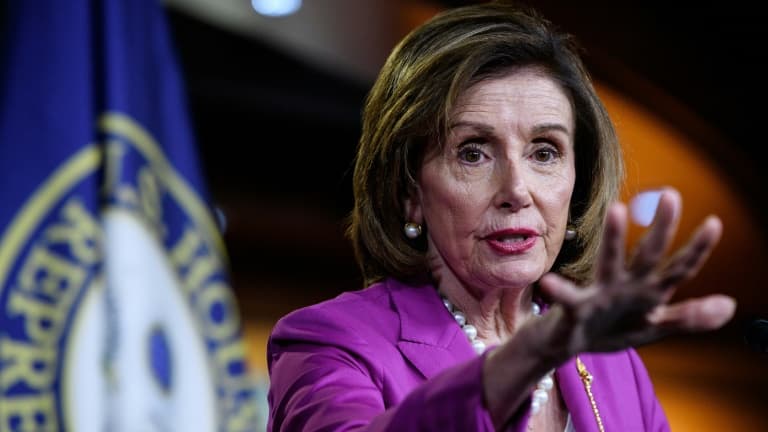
xmin=347 ymin=2 xmax=623 ymax=286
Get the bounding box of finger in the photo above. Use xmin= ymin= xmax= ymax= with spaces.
xmin=628 ymin=188 xmax=682 ymax=276
xmin=595 ymin=203 xmax=628 ymax=284
xmin=646 ymin=294 xmax=736 ymax=332
xmin=597 ymin=295 xmax=736 ymax=350
xmin=658 ymin=215 xmax=723 ymax=292
xmin=538 ymin=272 xmax=592 ymax=307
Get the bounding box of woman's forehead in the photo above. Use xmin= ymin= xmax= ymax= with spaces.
xmin=449 ymin=70 xmax=574 ymax=130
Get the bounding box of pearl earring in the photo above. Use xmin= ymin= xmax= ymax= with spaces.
xmin=564 ymin=225 xmax=577 ymax=240
xmin=404 ymin=222 xmax=422 ymax=239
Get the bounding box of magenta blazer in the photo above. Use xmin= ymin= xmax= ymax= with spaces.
xmin=267 ymin=278 xmax=670 ymax=431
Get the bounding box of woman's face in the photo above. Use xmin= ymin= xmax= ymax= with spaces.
xmin=407 ymin=67 xmax=576 ymax=296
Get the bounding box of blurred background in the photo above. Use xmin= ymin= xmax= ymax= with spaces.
xmin=161 ymin=0 xmax=768 ymax=430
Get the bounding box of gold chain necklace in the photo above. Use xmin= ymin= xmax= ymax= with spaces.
xmin=576 ymin=357 xmax=605 ymax=432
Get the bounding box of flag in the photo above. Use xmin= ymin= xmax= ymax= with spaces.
xmin=0 ymin=1 xmax=261 ymax=431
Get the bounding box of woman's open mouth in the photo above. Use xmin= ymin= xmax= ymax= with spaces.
xmin=484 ymin=229 xmax=538 ymax=254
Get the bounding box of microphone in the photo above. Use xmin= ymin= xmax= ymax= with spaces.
xmin=744 ymin=319 xmax=768 ymax=353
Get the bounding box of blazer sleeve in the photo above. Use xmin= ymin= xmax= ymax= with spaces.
xmin=266 ymin=306 xmax=526 ymax=432
xmin=628 ymin=349 xmax=670 ymax=432
xmin=267 ymin=345 xmax=497 ymax=431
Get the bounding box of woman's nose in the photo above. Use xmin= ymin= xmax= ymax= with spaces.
xmin=493 ymin=159 xmax=532 ymax=210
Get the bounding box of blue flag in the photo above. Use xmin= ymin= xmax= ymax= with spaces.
xmin=0 ymin=1 xmax=261 ymax=431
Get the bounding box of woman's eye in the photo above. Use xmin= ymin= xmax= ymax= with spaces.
xmin=458 ymin=147 xmax=484 ymax=163
xmin=532 ymin=148 xmax=558 ymax=163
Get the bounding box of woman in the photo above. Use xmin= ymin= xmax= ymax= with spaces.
xmin=266 ymin=3 xmax=736 ymax=431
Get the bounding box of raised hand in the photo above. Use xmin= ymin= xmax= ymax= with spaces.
xmin=537 ymin=188 xmax=736 ymax=357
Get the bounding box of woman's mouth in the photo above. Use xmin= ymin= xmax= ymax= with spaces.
xmin=484 ymin=229 xmax=538 ymax=254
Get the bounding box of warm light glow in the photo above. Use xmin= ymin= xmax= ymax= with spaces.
xmin=251 ymin=0 xmax=302 ymax=17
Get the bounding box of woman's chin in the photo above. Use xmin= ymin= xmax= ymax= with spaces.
xmin=473 ymin=265 xmax=544 ymax=291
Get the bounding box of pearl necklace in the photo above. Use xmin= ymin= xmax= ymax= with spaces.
xmin=441 ymin=296 xmax=555 ymax=415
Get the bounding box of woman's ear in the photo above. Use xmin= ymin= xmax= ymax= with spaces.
xmin=403 ymin=186 xmax=423 ymax=224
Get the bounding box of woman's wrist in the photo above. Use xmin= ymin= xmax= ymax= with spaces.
xmin=525 ymin=305 xmax=577 ymax=365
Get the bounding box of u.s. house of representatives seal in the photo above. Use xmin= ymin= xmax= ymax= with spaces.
xmin=0 ymin=113 xmax=257 ymax=432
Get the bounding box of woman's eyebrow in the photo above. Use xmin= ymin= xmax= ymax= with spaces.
xmin=531 ymin=122 xmax=571 ymax=136
xmin=449 ymin=121 xmax=571 ymax=137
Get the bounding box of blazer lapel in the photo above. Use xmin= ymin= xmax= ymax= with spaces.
xmin=387 ymin=279 xmax=477 ymax=379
